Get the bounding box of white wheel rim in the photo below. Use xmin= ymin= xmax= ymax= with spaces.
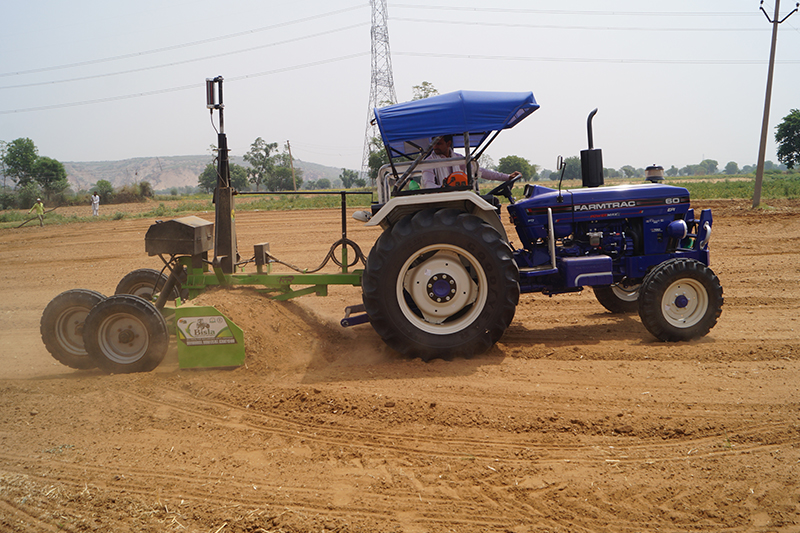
xmin=398 ymin=245 xmax=487 ymax=335
xmin=97 ymin=312 xmax=150 ymax=364
xmin=611 ymin=283 xmax=640 ymax=302
xmin=55 ymin=306 xmax=89 ymax=355
xmin=661 ymin=278 xmax=708 ymax=328
xmin=128 ymin=282 xmax=157 ymax=300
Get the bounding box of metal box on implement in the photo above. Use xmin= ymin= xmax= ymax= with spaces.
xmin=145 ymin=216 xmax=214 ymax=257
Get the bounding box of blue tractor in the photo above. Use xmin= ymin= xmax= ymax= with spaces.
xmin=361 ymin=90 xmax=723 ymax=360
xmin=38 ymin=85 xmax=722 ymax=373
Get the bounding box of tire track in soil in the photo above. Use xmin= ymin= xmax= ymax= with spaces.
xmin=119 ymin=386 xmax=800 ymax=465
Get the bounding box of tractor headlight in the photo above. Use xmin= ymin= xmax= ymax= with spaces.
xmin=667 ymin=219 xmax=688 ymax=240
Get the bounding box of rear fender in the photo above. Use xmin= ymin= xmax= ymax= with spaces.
xmin=366 ymin=191 xmax=508 ymax=241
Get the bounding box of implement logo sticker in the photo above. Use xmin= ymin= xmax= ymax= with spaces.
xmin=177 ymin=316 xmax=236 ymax=346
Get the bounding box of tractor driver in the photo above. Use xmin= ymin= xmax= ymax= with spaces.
xmin=420 ymin=135 xmax=520 ymax=189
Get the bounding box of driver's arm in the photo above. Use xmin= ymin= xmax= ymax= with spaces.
xmin=479 ymin=167 xmax=518 ymax=181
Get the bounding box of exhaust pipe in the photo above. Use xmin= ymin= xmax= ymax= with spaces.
xmin=581 ymin=109 xmax=604 ymax=188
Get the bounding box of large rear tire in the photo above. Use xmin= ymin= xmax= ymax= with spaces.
xmin=638 ymin=258 xmax=723 ymax=342
xmin=40 ymin=289 xmax=105 ymax=369
xmin=83 ymin=294 xmax=169 ymax=373
xmin=114 ymin=268 xmax=186 ymax=302
xmin=362 ymin=208 xmax=519 ymax=360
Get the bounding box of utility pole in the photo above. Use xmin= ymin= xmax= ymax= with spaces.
xmin=286 ymin=140 xmax=297 ymax=191
xmin=360 ymin=0 xmax=397 ymax=181
xmin=753 ymin=0 xmax=799 ymax=208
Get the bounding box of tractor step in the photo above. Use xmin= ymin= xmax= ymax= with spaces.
xmin=341 ymin=304 xmax=369 ymax=327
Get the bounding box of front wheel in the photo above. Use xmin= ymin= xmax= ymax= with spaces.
xmin=362 ymin=208 xmax=519 ymax=360
xmin=83 ymin=294 xmax=169 ymax=373
xmin=638 ymin=258 xmax=723 ymax=342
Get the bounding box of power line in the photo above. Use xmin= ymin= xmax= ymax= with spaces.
xmin=0 ymin=53 xmax=369 ymax=115
xmin=392 ymin=17 xmax=773 ymax=32
xmin=391 ymin=4 xmax=757 ymax=16
xmin=394 ymin=51 xmax=800 ymax=65
xmin=0 ymin=23 xmax=367 ymax=90
xmin=0 ymin=4 xmax=368 ymax=78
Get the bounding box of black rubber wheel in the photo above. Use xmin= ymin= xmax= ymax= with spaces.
xmin=362 ymin=208 xmax=519 ymax=360
xmin=114 ymin=268 xmax=186 ymax=302
xmin=593 ymin=281 xmax=641 ymax=314
xmin=40 ymin=289 xmax=105 ymax=369
xmin=638 ymin=258 xmax=723 ymax=342
xmin=83 ymin=294 xmax=169 ymax=373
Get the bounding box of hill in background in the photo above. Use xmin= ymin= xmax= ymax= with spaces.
xmin=62 ymin=155 xmax=349 ymax=191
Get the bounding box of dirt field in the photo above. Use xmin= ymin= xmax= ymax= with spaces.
xmin=1 ymin=198 xmax=799 ymax=532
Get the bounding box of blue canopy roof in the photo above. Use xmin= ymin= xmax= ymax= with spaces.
xmin=374 ymin=90 xmax=539 ymax=151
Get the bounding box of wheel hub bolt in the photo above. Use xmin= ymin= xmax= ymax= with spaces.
xmin=427 ymin=273 xmax=456 ymax=303
xmin=118 ymin=329 xmax=136 ymax=344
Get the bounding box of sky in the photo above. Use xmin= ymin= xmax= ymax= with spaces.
xmin=1 ymin=0 xmax=799 ymax=174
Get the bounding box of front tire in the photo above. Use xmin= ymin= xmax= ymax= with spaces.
xmin=638 ymin=258 xmax=723 ymax=342
xmin=83 ymin=294 xmax=169 ymax=373
xmin=40 ymin=289 xmax=105 ymax=369
xmin=362 ymin=208 xmax=519 ymax=360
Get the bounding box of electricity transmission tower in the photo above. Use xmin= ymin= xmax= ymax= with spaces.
xmin=360 ymin=0 xmax=397 ymax=180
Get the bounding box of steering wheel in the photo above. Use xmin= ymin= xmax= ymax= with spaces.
xmin=487 ymin=173 xmax=523 ymax=201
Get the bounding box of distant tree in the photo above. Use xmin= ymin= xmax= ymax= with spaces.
xmin=776 ymin=108 xmax=800 ymax=169
xmin=339 ymin=168 xmax=359 ymax=188
xmin=230 ymin=164 xmax=249 ymax=190
xmin=497 ymin=155 xmax=536 ymax=181
xmin=2 ymin=138 xmax=38 ymax=187
xmin=741 ymin=164 xmax=756 ymax=174
xmin=93 ymin=179 xmax=115 ymax=203
xmin=32 ymin=156 xmax=69 ymax=200
xmin=316 ymin=178 xmax=331 ymax=190
xmin=412 ymin=81 xmax=439 ymax=100
xmin=243 ymin=137 xmax=277 ymax=191
xmin=267 ymin=166 xmax=299 ymax=191
xmin=367 ymin=136 xmax=388 ymax=182
xmin=271 ymin=148 xmax=302 ymax=191
xmin=680 ymin=161 xmax=698 ymax=175
xmin=604 ymin=167 xmax=620 ymax=178
xmin=138 ymin=181 xmax=154 ymax=198
xmin=724 ymin=161 xmax=740 ymax=175
xmin=699 ymin=159 xmax=719 ymax=175
xmin=198 ymin=162 xmax=249 ymax=192
xmin=562 ymin=156 xmax=581 ymax=181
xmin=18 ymin=182 xmax=41 ymax=208
xmin=198 ymin=163 xmax=218 ymax=193
xmin=620 ymin=165 xmax=637 ymax=179
xmin=477 ymin=154 xmax=495 ymax=172
xmin=170 ymin=188 xmax=179 ymax=196
xmin=666 ymin=165 xmax=679 ymax=177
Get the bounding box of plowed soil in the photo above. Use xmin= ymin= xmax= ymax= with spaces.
xmin=1 ymin=198 xmax=799 ymax=533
